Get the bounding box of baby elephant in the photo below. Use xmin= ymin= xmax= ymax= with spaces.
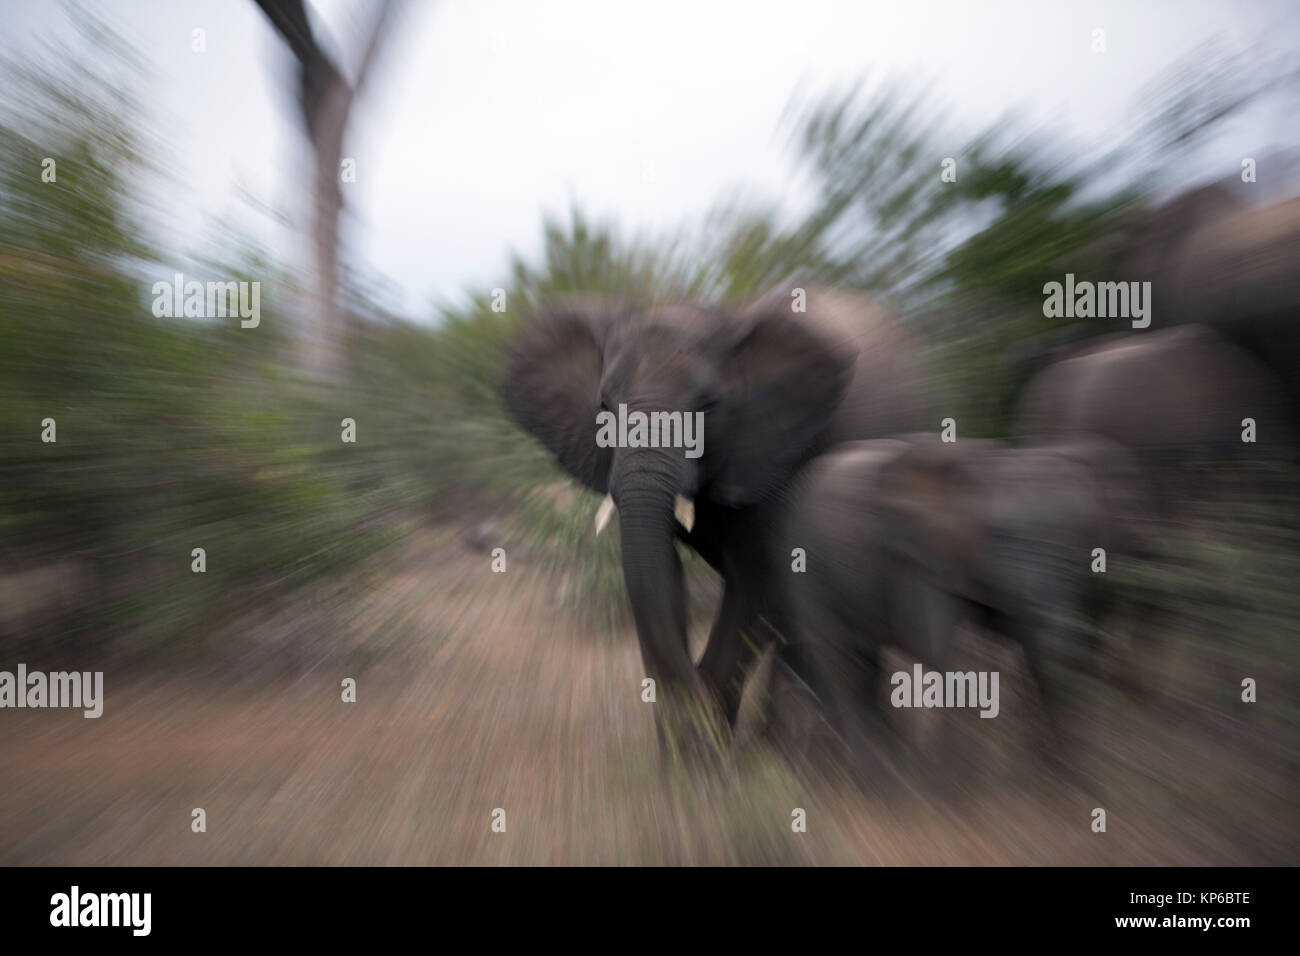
xmin=779 ymin=434 xmax=1140 ymax=768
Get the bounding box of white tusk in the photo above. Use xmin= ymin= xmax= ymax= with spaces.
xmin=594 ymin=494 xmax=616 ymax=535
xmin=674 ymin=495 xmax=695 ymax=533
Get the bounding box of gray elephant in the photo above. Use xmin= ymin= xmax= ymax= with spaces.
xmin=1105 ymin=187 xmax=1300 ymax=420
xmin=1008 ymin=184 xmax=1254 ymax=385
xmin=501 ymin=288 xmax=927 ymax=750
xmin=776 ymin=438 xmax=961 ymax=763
xmin=779 ymin=434 xmax=1140 ymax=767
xmin=1163 ymin=195 xmax=1300 ymax=417
xmin=1016 ymin=325 xmax=1294 ymax=509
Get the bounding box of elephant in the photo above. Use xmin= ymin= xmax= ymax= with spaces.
xmin=775 ymin=438 xmax=964 ymax=764
xmin=500 ymin=287 xmax=927 ymax=749
xmin=1103 ymin=187 xmax=1300 ymax=421
xmin=1007 ymin=184 xmax=1255 ymax=390
xmin=778 ymin=433 xmax=1142 ymax=769
xmin=1161 ymin=194 xmax=1300 ymax=417
xmin=1016 ymin=324 xmax=1295 ymax=510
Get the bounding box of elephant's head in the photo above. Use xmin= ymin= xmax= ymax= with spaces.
xmin=501 ymin=295 xmax=855 ymax=681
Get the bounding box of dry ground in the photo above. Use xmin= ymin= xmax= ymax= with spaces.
xmin=0 ymin=525 xmax=1295 ymax=864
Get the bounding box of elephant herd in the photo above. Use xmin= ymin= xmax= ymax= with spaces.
xmin=501 ymin=189 xmax=1299 ymax=771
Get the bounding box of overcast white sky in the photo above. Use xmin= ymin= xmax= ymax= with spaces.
xmin=5 ymin=0 xmax=1298 ymax=318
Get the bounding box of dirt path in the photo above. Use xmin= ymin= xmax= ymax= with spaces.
xmin=0 ymin=526 xmax=1294 ymax=864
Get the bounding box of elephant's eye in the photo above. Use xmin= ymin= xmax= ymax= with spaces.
xmin=597 ymin=396 xmax=610 ymax=412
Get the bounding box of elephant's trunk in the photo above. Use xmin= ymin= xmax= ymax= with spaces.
xmin=614 ymin=479 xmax=693 ymax=690
xmin=606 ymin=445 xmax=725 ymax=758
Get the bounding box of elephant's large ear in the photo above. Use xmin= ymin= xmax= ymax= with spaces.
xmin=711 ymin=306 xmax=855 ymax=505
xmin=501 ymin=299 xmax=619 ymax=493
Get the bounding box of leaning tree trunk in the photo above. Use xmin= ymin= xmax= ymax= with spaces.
xmin=304 ymin=74 xmax=351 ymax=381
xmin=253 ymin=0 xmax=400 ymax=382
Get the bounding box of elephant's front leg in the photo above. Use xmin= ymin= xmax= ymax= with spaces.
xmin=697 ymin=583 xmax=766 ymax=729
xmin=619 ymin=507 xmax=727 ymax=759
